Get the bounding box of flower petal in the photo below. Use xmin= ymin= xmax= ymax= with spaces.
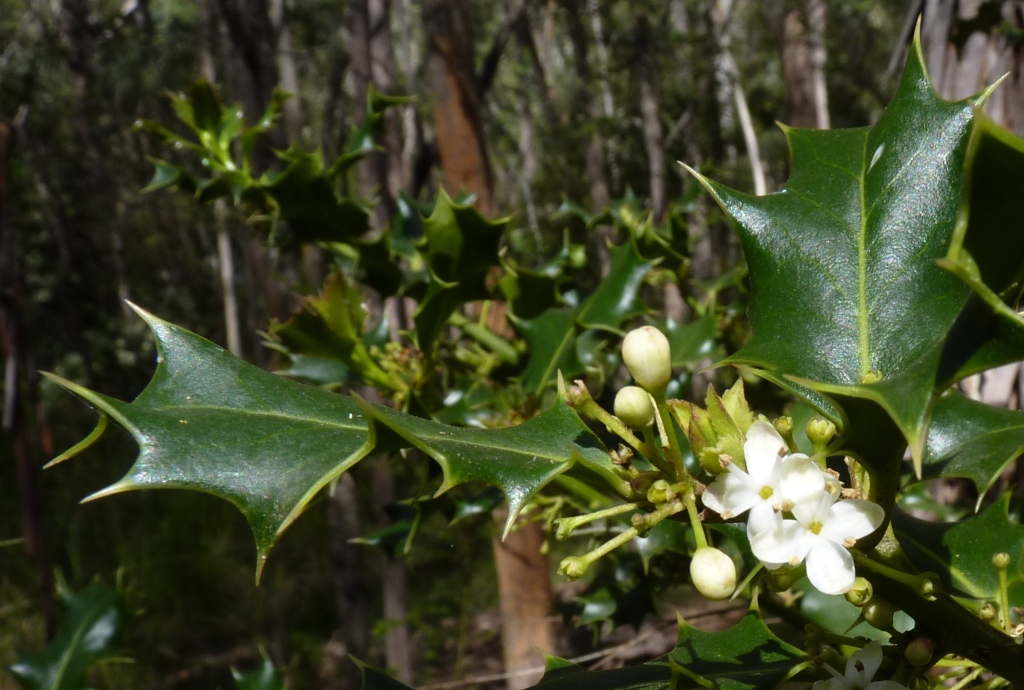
xmin=806 ymin=538 xmax=856 ymax=595
xmin=778 ymin=455 xmax=826 ymax=505
xmin=821 ymin=499 xmax=885 ymax=544
xmin=746 ymin=501 xmax=778 ymax=539
xmin=744 ymin=420 xmax=786 ymax=483
xmin=846 ymin=642 xmax=883 ymax=687
xmin=702 ymin=473 xmax=760 ymax=517
xmin=793 ymin=489 xmax=837 ymax=528
xmin=750 ymin=518 xmax=810 ymax=566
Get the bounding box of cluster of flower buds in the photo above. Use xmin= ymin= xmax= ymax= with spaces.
xmin=559 ymin=324 xmax=887 ymax=601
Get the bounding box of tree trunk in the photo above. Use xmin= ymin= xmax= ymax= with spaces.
xmin=422 ymin=0 xmax=494 ymax=213
xmin=781 ymin=8 xmax=817 ymax=128
xmin=268 ymin=0 xmax=306 ymax=143
xmin=0 ymin=122 xmax=57 ymax=637
xmin=807 ymin=0 xmax=830 ymax=128
xmin=492 ymin=508 xmax=555 ymax=690
xmin=635 ymin=14 xmax=667 ymax=223
xmin=200 ymin=0 xmax=244 ymax=358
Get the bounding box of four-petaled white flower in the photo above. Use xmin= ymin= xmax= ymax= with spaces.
xmin=750 ymin=489 xmax=884 ymax=595
xmin=701 ymin=420 xmax=830 ymax=537
xmin=812 ymin=642 xmax=908 ymax=690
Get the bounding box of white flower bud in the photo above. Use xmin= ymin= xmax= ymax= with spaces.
xmin=622 ymin=326 xmax=672 ymax=391
xmin=689 ymin=547 xmax=737 ymax=600
xmin=614 ymin=386 xmax=655 ymax=428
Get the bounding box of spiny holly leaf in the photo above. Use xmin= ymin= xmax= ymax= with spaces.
xmin=686 ymin=35 xmax=976 ymax=468
xmin=498 ymin=261 xmax=564 ymax=320
xmin=232 ymin=658 xmax=285 ymax=690
xmin=414 ymin=191 xmax=506 ymax=353
xmin=47 ymin=305 xmax=376 ymax=577
xmin=920 ymin=390 xmax=1024 ymax=503
xmin=527 ymin=612 xmax=807 ymax=690
xmin=358 ymin=399 xmax=604 ymax=536
xmin=8 ymin=582 xmax=124 ymax=690
xmin=937 ymin=109 xmax=1024 ymax=379
xmin=515 ymin=308 xmax=587 ymax=393
xmin=515 ymin=241 xmax=654 ymax=393
xmin=891 ymin=493 xmax=1024 ymax=608
xmin=262 ymin=147 xmax=370 ymax=245
xmin=270 ymin=271 xmax=393 ymax=391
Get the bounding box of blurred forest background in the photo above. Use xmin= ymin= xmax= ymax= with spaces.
xmin=2 ymin=0 xmax=1024 ymax=688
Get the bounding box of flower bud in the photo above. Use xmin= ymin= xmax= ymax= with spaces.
xmin=806 ymin=417 xmax=837 ymax=453
xmin=558 ymin=556 xmax=589 ymax=580
xmin=689 ymin=547 xmax=737 ymax=600
xmin=622 ymin=326 xmax=672 ymax=391
xmin=862 ymin=595 xmax=895 ymax=631
xmin=993 ymin=552 xmax=1010 ymax=569
xmin=647 ymin=479 xmax=676 ymax=504
xmin=844 ymin=577 xmax=873 ymax=607
xmin=904 ymin=638 xmax=934 ymax=667
xmin=979 ymin=602 xmax=997 ymax=621
xmin=614 ymin=386 xmax=655 ymax=428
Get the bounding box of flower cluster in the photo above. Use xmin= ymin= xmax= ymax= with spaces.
xmin=812 ymin=642 xmax=908 ymax=690
xmin=700 ymin=420 xmax=884 ymax=595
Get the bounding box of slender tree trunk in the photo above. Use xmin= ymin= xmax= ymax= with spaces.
xmin=492 ymin=508 xmax=555 ymax=690
xmin=0 ymin=122 xmax=57 ymax=637
xmin=781 ymin=7 xmax=817 ymax=127
xmin=422 ymin=0 xmax=494 ymax=213
xmin=269 ymin=0 xmax=305 ymax=143
xmin=200 ymin=0 xmax=244 ymax=357
xmin=807 ymin=0 xmax=829 ymax=128
xmin=587 ymin=0 xmax=619 ymax=191
xmin=635 ymin=14 xmax=667 ymax=223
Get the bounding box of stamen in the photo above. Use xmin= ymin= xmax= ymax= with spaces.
xmin=720 ymin=511 xmax=734 ymax=520
xmin=843 ymin=536 xmax=856 ymax=548
xmin=780 ymin=499 xmax=795 ymax=512
xmin=788 ymin=556 xmax=800 ymax=567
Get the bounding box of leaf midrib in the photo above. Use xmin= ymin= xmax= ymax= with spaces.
xmin=52 ymin=601 xmax=110 ymax=690
xmin=858 ymin=135 xmax=870 ymax=378
xmin=144 ymin=403 xmax=368 ymax=433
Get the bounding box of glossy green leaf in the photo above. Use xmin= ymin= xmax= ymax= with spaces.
xmin=47 ymin=305 xmax=376 ymax=574
xmin=359 ymin=399 xmax=603 ymax=536
xmin=413 ymin=191 xmax=505 ymax=353
xmin=8 ymin=582 xmax=124 ymax=690
xmin=660 ymin=313 xmax=720 ymax=368
xmin=937 ymin=109 xmax=1024 ymax=379
xmin=515 ymin=308 xmax=586 ymax=393
xmin=514 ymin=241 xmax=654 ymax=393
xmin=232 ymin=658 xmax=285 ymax=690
xmin=270 ymin=272 xmax=393 ymax=391
xmin=891 ymin=493 xmax=1024 ymax=608
xmin=635 ymin=519 xmax=687 ymax=573
xmin=687 ymin=36 xmax=976 ymax=466
xmin=920 ymin=390 xmax=1024 ymax=502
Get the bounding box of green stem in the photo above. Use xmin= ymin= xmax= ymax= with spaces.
xmin=642 ymin=425 xmax=675 ymax=476
xmin=852 ymin=551 xmax=933 ymax=594
xmin=651 ymin=385 xmax=687 ymax=481
xmin=684 ymin=493 xmax=708 ymax=549
xmin=555 ymin=502 xmax=640 ymax=540
xmin=449 ymin=312 xmax=519 ymax=364
xmin=578 ymin=500 xmax=684 ymax=565
xmin=948 ymin=668 xmax=984 ymax=690
xmin=996 ymin=560 xmax=1012 ymax=634
xmin=551 ymin=475 xmax=614 ymax=509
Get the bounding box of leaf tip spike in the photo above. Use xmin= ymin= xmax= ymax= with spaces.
xmin=254 ymin=551 xmax=269 ymax=586
xmin=81 ymin=480 xmax=134 ymax=504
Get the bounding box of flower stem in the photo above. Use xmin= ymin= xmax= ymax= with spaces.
xmin=684 ymin=493 xmax=708 ymax=550
xmin=554 ymin=502 xmax=641 ymax=540
xmin=852 ymin=551 xmax=937 ymax=597
xmin=651 ymin=385 xmax=688 ymax=481
xmin=641 ymin=426 xmax=675 ymax=476
xmin=948 ymin=668 xmax=984 ymax=690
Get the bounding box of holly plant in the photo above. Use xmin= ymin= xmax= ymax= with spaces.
xmin=33 ymin=30 xmax=1024 ymax=690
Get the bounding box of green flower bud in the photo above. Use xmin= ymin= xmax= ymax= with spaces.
xmin=904 ymin=638 xmax=934 ymax=667
xmin=558 ymin=556 xmax=589 ymax=580
xmin=993 ymin=552 xmax=1011 ymax=569
xmin=647 ymin=479 xmax=676 ymax=504
xmin=844 ymin=577 xmax=873 ymax=607
xmin=622 ymin=326 xmax=672 ymax=391
xmin=862 ymin=595 xmax=895 ymax=631
xmin=689 ymin=547 xmax=737 ymax=600
xmin=979 ymin=602 xmax=997 ymax=621
xmin=614 ymin=386 xmax=655 ymax=428
xmin=806 ymin=417 xmax=837 ymax=453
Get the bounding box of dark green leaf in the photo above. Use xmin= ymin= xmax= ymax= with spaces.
xmin=8 ymin=583 xmax=124 ymax=690
xmin=514 ymin=308 xmax=586 ymax=394
xmin=359 ymin=399 xmax=603 ymax=535
xmin=47 ymin=305 xmax=376 ymax=574
xmin=688 ymin=37 xmax=976 ymax=466
xmin=635 ymin=520 xmax=687 ymax=573
xmin=413 ymin=191 xmax=505 ymax=352
xmin=660 ymin=313 xmax=720 ymax=368
xmin=142 ymin=159 xmax=187 ymax=193
xmin=891 ymin=493 xmax=1024 ymax=607
xmin=921 ymin=390 xmax=1024 ymax=501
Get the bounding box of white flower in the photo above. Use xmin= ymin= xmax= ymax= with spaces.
xmin=812 ymin=642 xmax=908 ymax=690
xmin=750 ymin=490 xmax=884 ymax=595
xmin=689 ymin=547 xmax=737 ymax=600
xmin=701 ymin=420 xmax=830 ymax=537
